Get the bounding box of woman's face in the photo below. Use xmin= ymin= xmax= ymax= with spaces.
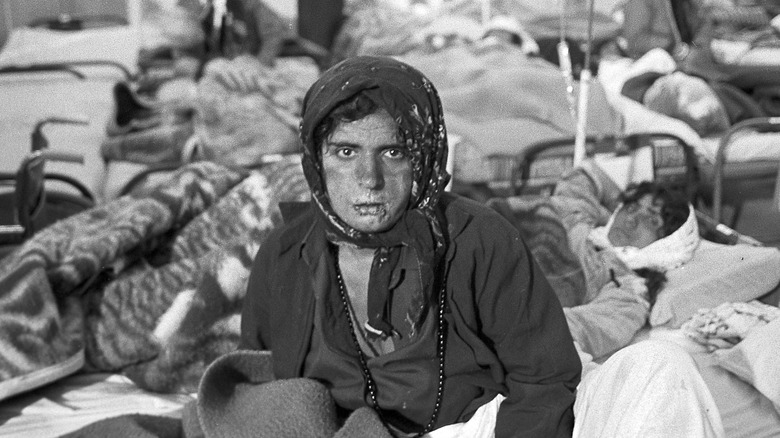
xmin=607 ymin=194 xmax=664 ymax=249
xmin=322 ymin=109 xmax=413 ymax=233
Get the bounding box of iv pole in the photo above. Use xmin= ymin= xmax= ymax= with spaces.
xmin=573 ymin=0 xmax=597 ymax=166
xmin=557 ymin=0 xmax=576 ymax=122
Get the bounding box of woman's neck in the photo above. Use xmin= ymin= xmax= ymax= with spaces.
xmin=337 ymin=244 xmax=375 ymax=328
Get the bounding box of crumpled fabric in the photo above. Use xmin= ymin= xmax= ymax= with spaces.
xmin=682 ymin=300 xmax=780 ymax=351
xmin=193 ymin=55 xmax=319 ymax=167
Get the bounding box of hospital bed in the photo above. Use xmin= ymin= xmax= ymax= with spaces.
xmin=596 ymin=51 xmax=780 ymax=240
xmin=0 ymin=117 xmax=96 ymax=260
xmin=483 ymin=132 xmax=780 ymax=438
xmin=593 ymin=0 xmax=780 ymax=237
xmin=473 ymin=132 xmax=700 ymax=199
xmin=708 ymin=116 xmax=780 ymax=227
xmin=0 ymin=5 xmax=316 ymax=435
xmin=0 ymin=22 xmax=142 ymax=200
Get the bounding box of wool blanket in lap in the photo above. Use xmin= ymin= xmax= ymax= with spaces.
xmin=0 ymin=157 xmax=309 ymax=397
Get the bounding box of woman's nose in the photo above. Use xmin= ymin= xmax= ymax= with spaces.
xmin=356 ymin=156 xmax=383 ymax=189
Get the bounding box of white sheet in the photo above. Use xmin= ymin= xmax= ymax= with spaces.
xmin=637 ymin=326 xmax=780 ymax=438
xmin=0 ymin=373 xmax=193 ymax=438
xmin=699 ymin=134 xmax=780 ymax=164
xmin=575 ymin=339 xmax=725 ymax=438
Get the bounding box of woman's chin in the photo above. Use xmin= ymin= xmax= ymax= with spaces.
xmin=345 ymin=216 xmax=395 ymax=234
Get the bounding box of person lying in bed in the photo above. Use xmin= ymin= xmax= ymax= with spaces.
xmin=618 ymin=0 xmax=780 ymax=137
xmin=551 ymin=159 xmax=700 ymax=360
xmin=239 ymin=55 xmax=581 ymax=437
xmin=530 ymin=161 xmax=729 ymax=437
xmin=550 ymin=161 xmax=780 ymax=438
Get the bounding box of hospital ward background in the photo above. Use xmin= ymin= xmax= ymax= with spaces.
xmin=1 ymin=0 xmax=780 ymax=437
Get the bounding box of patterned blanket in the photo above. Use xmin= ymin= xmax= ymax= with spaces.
xmin=0 ymin=157 xmax=309 ymax=396
xmin=488 ymin=196 xmax=587 ymax=308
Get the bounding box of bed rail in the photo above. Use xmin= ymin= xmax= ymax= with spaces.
xmin=0 ymin=118 xmax=95 ymax=258
xmin=0 ymin=60 xmax=134 ymax=81
xmin=480 ymin=132 xmax=700 ymax=201
xmin=712 ymin=117 xmax=780 ymax=225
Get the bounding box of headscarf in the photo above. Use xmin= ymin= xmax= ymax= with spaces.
xmin=299 ymin=56 xmax=451 ymax=338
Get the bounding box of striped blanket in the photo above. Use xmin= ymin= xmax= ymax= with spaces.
xmin=0 ymin=157 xmax=308 ymax=397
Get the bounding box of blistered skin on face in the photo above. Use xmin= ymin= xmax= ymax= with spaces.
xmin=322 ymin=110 xmax=413 ymax=233
xmin=608 ymin=194 xmax=665 ymax=249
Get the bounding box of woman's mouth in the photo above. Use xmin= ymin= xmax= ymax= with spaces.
xmin=354 ymin=203 xmax=385 ymax=216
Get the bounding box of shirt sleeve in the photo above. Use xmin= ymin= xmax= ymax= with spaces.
xmin=472 ymin=215 xmax=581 ymax=438
xmin=564 ymin=273 xmax=650 ymax=359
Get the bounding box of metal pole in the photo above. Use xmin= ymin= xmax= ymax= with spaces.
xmin=573 ymin=0 xmax=597 ymax=166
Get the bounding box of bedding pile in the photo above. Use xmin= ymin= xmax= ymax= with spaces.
xmin=0 ymin=157 xmax=308 ymax=399
xmin=192 ymin=55 xmax=318 ymax=167
xmin=396 ymin=44 xmax=623 ymax=174
xmin=99 ymin=55 xmax=319 ymax=200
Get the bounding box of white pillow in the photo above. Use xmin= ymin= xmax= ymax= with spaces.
xmin=650 ymin=240 xmax=780 ymax=328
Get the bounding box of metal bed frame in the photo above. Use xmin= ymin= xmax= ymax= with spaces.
xmin=710 ymin=116 xmax=780 ymax=227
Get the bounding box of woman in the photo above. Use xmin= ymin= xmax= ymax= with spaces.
xmin=240 ymin=56 xmax=581 ymax=437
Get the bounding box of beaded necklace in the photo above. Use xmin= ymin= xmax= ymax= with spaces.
xmin=334 ymin=253 xmax=447 ymax=437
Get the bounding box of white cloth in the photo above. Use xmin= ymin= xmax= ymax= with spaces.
xmin=424 ymin=339 xmax=725 ymax=438
xmin=425 ymin=394 xmax=506 ymax=438
xmin=574 ymin=340 xmax=725 ymax=438
xmin=589 ymin=203 xmax=700 ymax=272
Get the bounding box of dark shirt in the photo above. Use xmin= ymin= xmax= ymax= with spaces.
xmin=240 ymin=194 xmax=581 ymax=437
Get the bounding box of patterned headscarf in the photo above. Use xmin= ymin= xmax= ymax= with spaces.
xmin=299 ymin=56 xmax=451 ymax=338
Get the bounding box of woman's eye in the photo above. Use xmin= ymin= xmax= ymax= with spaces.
xmin=336 ymin=147 xmax=356 ymax=158
xmin=384 ymin=148 xmax=407 ymax=159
